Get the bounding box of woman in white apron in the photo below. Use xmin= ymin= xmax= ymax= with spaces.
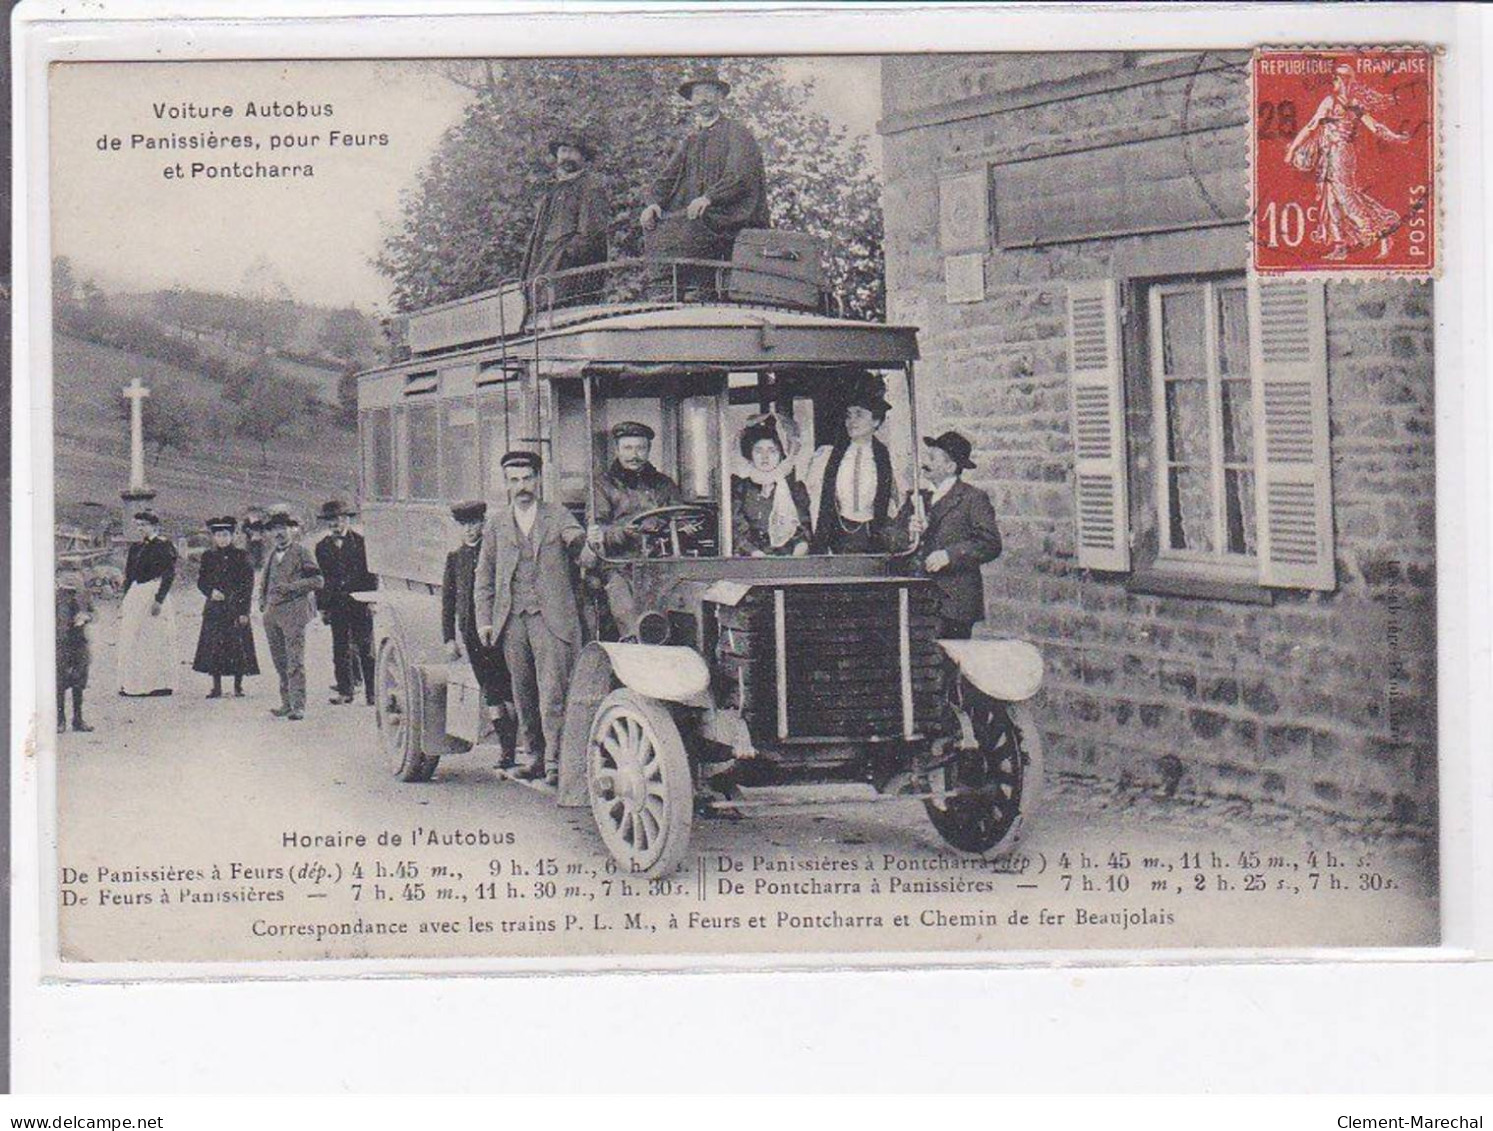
xmin=117 ymin=509 xmax=180 ymax=697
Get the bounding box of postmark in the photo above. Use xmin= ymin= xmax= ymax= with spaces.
xmin=1251 ymin=47 xmax=1436 ymax=277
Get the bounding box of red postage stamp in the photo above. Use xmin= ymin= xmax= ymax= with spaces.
xmin=1252 ymin=47 xmax=1436 ymax=276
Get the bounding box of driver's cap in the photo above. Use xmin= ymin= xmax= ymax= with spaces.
xmin=499 ymin=450 xmax=543 ymax=472
xmin=611 ymin=421 xmax=655 ymax=442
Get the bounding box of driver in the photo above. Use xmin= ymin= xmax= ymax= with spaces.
xmin=588 ymin=420 xmax=684 ymax=641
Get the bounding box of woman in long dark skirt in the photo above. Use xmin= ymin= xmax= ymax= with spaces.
xmin=192 ymin=516 xmax=259 ymax=697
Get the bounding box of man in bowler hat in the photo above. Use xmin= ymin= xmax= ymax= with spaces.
xmin=315 ymin=499 xmax=377 ymax=705
xmin=260 ymin=510 xmax=324 ymax=720
xmin=475 ymin=451 xmax=596 ymax=783
xmin=906 ymin=431 xmax=1003 ymax=640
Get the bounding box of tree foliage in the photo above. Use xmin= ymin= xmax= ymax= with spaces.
xmin=236 ymin=374 xmax=314 ymax=464
xmin=377 ymin=58 xmax=884 ymax=319
xmin=115 ymin=372 xmax=198 ymax=462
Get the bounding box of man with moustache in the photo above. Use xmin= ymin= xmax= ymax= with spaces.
xmin=640 ymin=68 xmax=769 ymax=272
xmin=475 ymin=452 xmax=595 ymax=784
xmin=588 ymin=420 xmax=684 ymax=641
xmin=904 ymin=431 xmax=1003 ymax=640
xmin=521 ymin=133 xmax=610 ymax=305
xmin=259 ymin=510 xmax=324 ymax=721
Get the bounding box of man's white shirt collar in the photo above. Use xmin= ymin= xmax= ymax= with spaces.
xmin=930 ymin=476 xmax=959 ymax=506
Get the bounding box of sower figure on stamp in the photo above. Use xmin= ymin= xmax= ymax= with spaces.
xmin=315 ymin=499 xmax=377 ymax=706
xmin=588 ymin=420 xmax=683 ymax=641
xmin=521 ymin=132 xmax=610 ymax=307
xmin=192 ymin=515 xmax=259 ymax=699
xmin=56 ymin=569 xmax=94 ymax=733
xmin=117 ymin=509 xmax=179 ymax=697
xmin=903 ymin=431 xmax=1002 ymax=641
xmin=259 ymin=511 xmax=324 ymax=721
xmin=443 ymin=499 xmax=517 ymax=765
xmin=640 ymin=67 xmax=768 ymax=293
xmin=475 ymin=451 xmax=596 ymax=784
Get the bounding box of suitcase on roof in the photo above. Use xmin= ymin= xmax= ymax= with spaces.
xmin=728 ymin=229 xmax=825 ymax=311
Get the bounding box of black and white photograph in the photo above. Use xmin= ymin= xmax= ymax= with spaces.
xmin=33 ymin=39 xmax=1451 ymax=968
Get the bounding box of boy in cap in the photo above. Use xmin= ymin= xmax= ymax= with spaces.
xmin=315 ymin=499 xmax=378 ymax=705
xmin=56 ymin=568 xmax=94 ymax=732
xmin=521 ymin=132 xmax=609 ymax=303
xmin=192 ymin=516 xmax=259 ymax=698
xmin=475 ymin=451 xmax=595 ymax=783
xmin=443 ymin=500 xmax=514 ymax=762
xmin=589 ymin=420 xmax=684 ymax=639
xmin=905 ymin=431 xmax=1003 ymax=640
xmin=259 ymin=511 xmax=324 ymax=721
xmin=117 ymin=509 xmax=179 ymax=697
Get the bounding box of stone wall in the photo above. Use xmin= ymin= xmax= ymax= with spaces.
xmin=880 ymin=54 xmax=1437 ymax=825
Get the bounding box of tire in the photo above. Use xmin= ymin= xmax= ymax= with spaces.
xmin=375 ymin=633 xmax=440 ymax=783
xmin=925 ymin=684 xmax=1043 ymax=854
xmin=587 ymin=689 xmax=694 ymax=877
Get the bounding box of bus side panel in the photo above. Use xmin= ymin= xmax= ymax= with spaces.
xmin=364 ymin=502 xmax=452 ymax=589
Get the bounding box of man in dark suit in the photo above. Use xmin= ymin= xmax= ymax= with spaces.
xmin=442 ymin=499 xmax=514 ymax=762
xmin=907 ymin=431 xmax=1003 ymax=640
xmin=520 ymin=133 xmax=610 ymax=305
xmin=475 ymin=452 xmax=596 ymax=783
xmin=314 ymin=499 xmax=377 ymax=705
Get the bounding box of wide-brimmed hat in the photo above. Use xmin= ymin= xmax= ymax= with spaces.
xmin=133 ymin=509 xmax=160 ymax=525
xmin=845 ymin=388 xmax=892 ymax=418
xmin=924 ymin=430 xmax=977 ymax=471
xmin=549 ymin=132 xmax=596 ymax=161
xmin=207 ymin=515 xmax=238 ymax=533
xmin=678 ymin=68 xmax=730 ymax=99
xmin=451 ymin=500 xmax=488 ymax=523
xmin=738 ymin=412 xmax=801 ymax=462
xmin=318 ymin=498 xmax=357 ymax=520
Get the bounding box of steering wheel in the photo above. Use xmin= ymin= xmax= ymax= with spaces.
xmin=621 ymin=504 xmax=716 ymax=558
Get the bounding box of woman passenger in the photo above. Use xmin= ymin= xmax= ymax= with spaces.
xmin=732 ymin=414 xmax=812 ymax=557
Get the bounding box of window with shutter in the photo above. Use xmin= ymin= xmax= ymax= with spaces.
xmin=1248 ymin=277 xmax=1335 ymax=591
xmin=1066 ymin=278 xmax=1130 ymax=571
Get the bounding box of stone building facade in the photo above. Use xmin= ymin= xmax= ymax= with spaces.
xmin=879 ymin=53 xmax=1436 ymax=825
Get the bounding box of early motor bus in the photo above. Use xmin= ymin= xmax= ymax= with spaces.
xmin=355 ymin=245 xmax=1046 ymax=876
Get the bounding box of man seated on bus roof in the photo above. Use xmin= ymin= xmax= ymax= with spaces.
xmin=587 ymin=420 xmax=684 ymax=640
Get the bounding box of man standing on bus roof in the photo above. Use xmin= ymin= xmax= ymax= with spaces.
xmin=588 ymin=420 xmax=683 ymax=641
xmin=475 ymin=451 xmax=596 ymax=785
xmin=520 ymin=132 xmax=610 ymax=302
xmin=315 ymin=499 xmax=377 ymax=706
xmin=639 ymin=68 xmax=769 ymax=260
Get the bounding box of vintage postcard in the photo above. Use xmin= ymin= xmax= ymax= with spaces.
xmin=33 ymin=39 xmax=1453 ymax=973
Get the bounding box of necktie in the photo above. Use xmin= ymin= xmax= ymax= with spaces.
xmin=852 ymin=445 xmax=866 ymax=516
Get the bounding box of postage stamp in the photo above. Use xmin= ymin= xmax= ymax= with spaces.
xmin=1252 ymin=47 xmax=1436 ymax=276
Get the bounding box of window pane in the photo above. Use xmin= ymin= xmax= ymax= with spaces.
xmin=369 ymin=408 xmax=394 ymax=498
xmin=1224 ymin=468 xmax=1257 ymax=556
xmin=678 ymin=396 xmax=719 ymax=500
xmin=481 ymin=387 xmax=519 ymax=496
xmin=1165 ymin=379 xmax=1211 ymax=464
xmin=1221 ymin=378 xmax=1254 ymax=464
xmin=406 ymin=402 xmax=439 ymax=500
xmin=1160 ymin=289 xmax=1206 ymax=376
xmin=1216 ymin=286 xmax=1250 ymax=376
xmin=442 ymin=399 xmax=479 ymax=499
xmin=1167 ymin=466 xmax=1214 ymax=552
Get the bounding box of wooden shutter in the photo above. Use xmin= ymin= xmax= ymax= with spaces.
xmin=1067 ymin=278 xmax=1130 ymax=571
xmin=1248 ymin=277 xmax=1335 ymax=591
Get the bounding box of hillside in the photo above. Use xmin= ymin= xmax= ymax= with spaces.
xmin=53 ymin=332 xmax=359 ymax=535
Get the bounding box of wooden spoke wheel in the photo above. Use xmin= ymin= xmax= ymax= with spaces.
xmin=587 ymin=689 xmax=693 ymax=877
xmin=376 ymin=633 xmax=439 ymax=783
xmin=925 ymin=685 xmax=1043 ymax=854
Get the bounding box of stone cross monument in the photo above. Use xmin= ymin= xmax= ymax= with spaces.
xmin=121 ymin=376 xmax=156 ymax=529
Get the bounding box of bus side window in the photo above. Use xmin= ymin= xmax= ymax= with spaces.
xmin=441 ymin=398 xmax=480 ymax=499
xmin=479 ymin=381 xmax=522 ymax=497
xmin=363 ymin=407 xmax=394 ymax=499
